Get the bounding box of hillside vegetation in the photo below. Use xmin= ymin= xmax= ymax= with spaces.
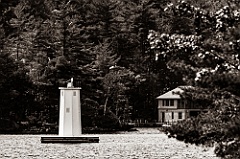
xmin=1 ymin=0 xmax=240 ymax=157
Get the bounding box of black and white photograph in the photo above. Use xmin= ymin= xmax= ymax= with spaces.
xmin=0 ymin=0 xmax=239 ymax=158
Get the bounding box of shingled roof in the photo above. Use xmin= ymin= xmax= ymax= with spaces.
xmin=156 ymin=86 xmax=190 ymax=99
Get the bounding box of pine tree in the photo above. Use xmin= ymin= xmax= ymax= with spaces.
xmin=149 ymin=1 xmax=240 ymax=158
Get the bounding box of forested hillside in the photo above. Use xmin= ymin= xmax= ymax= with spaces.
xmin=2 ymin=0 xmax=240 ymax=157
xmin=0 ymin=0 xmax=183 ymax=132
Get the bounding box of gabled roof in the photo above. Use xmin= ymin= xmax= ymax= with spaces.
xmin=156 ymin=86 xmax=189 ymax=99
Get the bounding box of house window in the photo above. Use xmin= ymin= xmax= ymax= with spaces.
xmin=172 ymin=112 xmax=174 ymax=119
xmin=178 ymin=112 xmax=182 ymax=119
xmin=165 ymin=100 xmax=169 ymax=106
xmin=162 ymin=100 xmax=165 ymax=106
xmin=73 ymin=91 xmax=76 ymax=96
xmin=162 ymin=112 xmax=165 ymax=122
xmin=163 ymin=99 xmax=174 ymax=106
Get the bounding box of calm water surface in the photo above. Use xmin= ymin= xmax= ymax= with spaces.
xmin=0 ymin=128 xmax=218 ymax=159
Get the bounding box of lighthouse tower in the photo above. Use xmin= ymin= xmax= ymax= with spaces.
xmin=41 ymin=78 xmax=99 ymax=143
xmin=58 ymin=78 xmax=82 ymax=136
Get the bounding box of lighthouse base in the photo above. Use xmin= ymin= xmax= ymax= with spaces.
xmin=41 ymin=136 xmax=99 ymax=143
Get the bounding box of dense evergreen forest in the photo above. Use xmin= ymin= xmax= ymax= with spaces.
xmin=1 ymin=0 xmax=240 ymax=157
xmin=0 ymin=0 xmax=184 ymax=132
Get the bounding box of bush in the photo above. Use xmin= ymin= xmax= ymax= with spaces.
xmin=164 ymin=111 xmax=240 ymax=158
xmin=95 ymin=110 xmax=120 ymax=129
xmin=0 ymin=119 xmax=20 ymax=133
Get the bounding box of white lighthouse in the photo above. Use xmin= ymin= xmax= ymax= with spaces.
xmin=58 ymin=85 xmax=82 ymax=136
xmin=41 ymin=78 xmax=99 ymax=143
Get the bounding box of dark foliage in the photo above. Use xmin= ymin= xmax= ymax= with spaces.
xmin=149 ymin=1 xmax=240 ymax=158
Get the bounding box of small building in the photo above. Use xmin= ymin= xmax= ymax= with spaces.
xmin=156 ymin=86 xmax=207 ymax=125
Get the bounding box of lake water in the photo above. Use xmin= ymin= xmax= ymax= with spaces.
xmin=0 ymin=128 xmax=218 ymax=159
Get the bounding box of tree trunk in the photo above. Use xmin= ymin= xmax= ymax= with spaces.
xmin=103 ymin=96 xmax=109 ymax=115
